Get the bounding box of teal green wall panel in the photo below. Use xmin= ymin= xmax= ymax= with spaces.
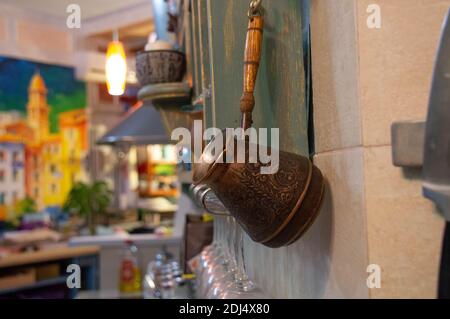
xmin=205 ymin=0 xmax=308 ymax=156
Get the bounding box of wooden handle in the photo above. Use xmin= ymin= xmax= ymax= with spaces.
xmin=240 ymin=16 xmax=264 ymax=130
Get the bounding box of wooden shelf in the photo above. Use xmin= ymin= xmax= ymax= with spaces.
xmin=152 ymin=161 xmax=177 ymax=165
xmin=139 ymin=189 xmax=178 ymax=198
xmin=149 ymin=190 xmax=178 ymax=197
xmin=152 ymin=173 xmax=177 ymax=179
xmin=0 ymin=246 xmax=100 ymax=269
xmin=0 ymin=276 xmax=67 ymax=295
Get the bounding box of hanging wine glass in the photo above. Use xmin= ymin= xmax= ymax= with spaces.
xmin=206 ymin=217 xmax=238 ymax=299
xmin=203 ymin=215 xmax=238 ymax=298
xmin=197 ymin=215 xmax=225 ymax=295
xmin=218 ymin=220 xmax=269 ymax=299
xmin=191 ymin=186 xmax=237 ymax=298
xmin=191 ymin=185 xmax=267 ymax=298
xmin=190 ymin=185 xmax=222 ymax=279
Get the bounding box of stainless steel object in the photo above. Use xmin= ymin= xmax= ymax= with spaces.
xmin=423 ymin=8 xmax=450 ymax=221
xmin=201 ymin=188 xmax=230 ymax=216
xmin=423 ymin=8 xmax=450 ymax=299
xmin=97 ymin=102 xmax=172 ymax=146
xmin=144 ymin=249 xmax=183 ymax=299
xmin=391 ymin=120 xmax=425 ymax=168
xmin=190 ymin=184 xmax=229 ymax=216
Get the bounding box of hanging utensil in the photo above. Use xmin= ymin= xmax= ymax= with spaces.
xmin=193 ymin=0 xmax=325 ymax=248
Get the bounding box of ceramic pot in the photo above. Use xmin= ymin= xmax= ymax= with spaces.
xmin=136 ymin=50 xmax=186 ymax=85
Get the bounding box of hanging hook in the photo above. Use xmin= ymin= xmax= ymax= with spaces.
xmin=248 ymin=0 xmax=263 ymax=19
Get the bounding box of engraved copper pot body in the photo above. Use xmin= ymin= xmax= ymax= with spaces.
xmin=193 ymin=14 xmax=325 ymax=248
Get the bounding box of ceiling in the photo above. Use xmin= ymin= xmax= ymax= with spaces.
xmin=0 ymin=0 xmax=155 ymax=53
xmin=88 ymin=21 xmax=154 ymax=53
xmin=0 ymin=0 xmax=150 ymax=19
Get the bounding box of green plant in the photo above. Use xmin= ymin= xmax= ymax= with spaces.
xmin=14 ymin=197 xmax=37 ymax=215
xmin=63 ymin=181 xmax=112 ymax=235
xmin=154 ymin=164 xmax=175 ymax=176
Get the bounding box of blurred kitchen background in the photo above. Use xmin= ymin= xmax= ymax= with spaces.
xmin=0 ymin=0 xmax=208 ymax=299
xmin=1 ymin=0 xmax=449 ymax=300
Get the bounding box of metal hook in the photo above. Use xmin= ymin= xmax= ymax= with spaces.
xmin=248 ymin=0 xmax=263 ymax=19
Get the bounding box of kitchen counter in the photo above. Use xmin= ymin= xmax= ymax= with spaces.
xmin=0 ymin=245 xmax=100 ymax=269
xmin=0 ymin=244 xmax=100 ymax=297
xmin=68 ymin=234 xmax=181 ymax=247
xmin=69 ymin=234 xmax=182 ymax=291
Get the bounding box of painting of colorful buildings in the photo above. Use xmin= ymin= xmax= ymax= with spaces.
xmin=0 ymin=57 xmax=87 ymax=221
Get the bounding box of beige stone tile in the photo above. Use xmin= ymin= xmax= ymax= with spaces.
xmin=357 ymin=0 xmax=450 ymax=146
xmin=311 ymin=0 xmax=362 ymax=153
xmin=364 ymin=145 xmax=445 ymax=298
xmin=244 ymin=147 xmax=369 ymax=298
xmin=0 ymin=16 xmax=6 ymax=43
xmin=16 ymin=19 xmax=71 ymax=54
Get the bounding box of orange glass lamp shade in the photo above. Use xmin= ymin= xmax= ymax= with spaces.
xmin=106 ymin=41 xmax=127 ymax=96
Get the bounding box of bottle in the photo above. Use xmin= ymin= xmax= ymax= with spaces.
xmin=143 ymin=248 xmax=180 ymax=298
xmin=119 ymin=240 xmax=142 ymax=294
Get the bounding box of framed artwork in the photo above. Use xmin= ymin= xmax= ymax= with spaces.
xmin=0 ymin=56 xmax=87 ymax=221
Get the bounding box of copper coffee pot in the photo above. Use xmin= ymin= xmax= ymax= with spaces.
xmin=193 ymin=2 xmax=325 ymax=248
